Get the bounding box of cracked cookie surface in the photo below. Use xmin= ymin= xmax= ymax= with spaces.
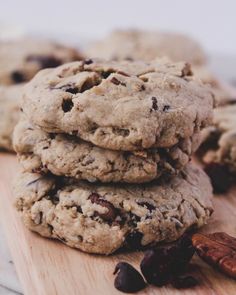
xmin=22 ymin=59 xmax=213 ymax=151
xmin=0 ymin=85 xmax=24 ymax=151
xmin=13 ymin=119 xmax=201 ymax=183
xmin=0 ymin=38 xmax=82 ymax=85
xmin=14 ymin=163 xmax=213 ymax=254
xmin=86 ymin=30 xmax=206 ymax=65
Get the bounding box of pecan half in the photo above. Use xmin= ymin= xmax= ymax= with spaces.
xmin=192 ymin=232 xmax=236 ymax=279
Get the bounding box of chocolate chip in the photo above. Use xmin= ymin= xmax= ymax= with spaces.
xmin=84 ymin=59 xmax=93 ymax=65
xmin=140 ymin=248 xmax=172 ymax=286
xmin=89 ymin=193 xmax=118 ymax=222
xmin=101 ymin=70 xmax=113 ymax=79
xmin=163 ymin=105 xmax=170 ymax=112
xmin=204 ymin=163 xmax=233 ymax=193
xmin=26 ymin=177 xmax=43 ymax=186
xmin=117 ymin=71 xmax=130 ymax=77
xmin=65 ymin=87 xmax=79 ymax=94
xmin=127 ymin=212 xmax=141 ymax=227
xmin=137 ymin=201 xmax=155 ymax=212
xmin=26 ymin=55 xmax=62 ymax=69
xmin=62 ymin=99 xmax=74 ymax=112
xmin=125 ymin=56 xmax=134 ymax=61
xmin=76 ymin=206 xmax=82 ymax=213
xmin=112 ymin=127 xmax=130 ymax=137
xmin=171 ymin=275 xmax=198 ymax=289
xmin=140 ymin=85 xmax=145 ymax=91
xmin=80 ymin=79 xmax=100 ymax=92
xmin=125 ymin=231 xmax=143 ymax=250
xmin=49 ymin=133 xmax=56 ymax=139
xmin=110 ymin=77 xmax=126 ymax=86
xmin=114 ymin=262 xmax=146 ymax=293
xmin=151 ymin=97 xmax=158 ymax=111
xmin=11 ymin=71 xmax=26 ymax=83
xmin=38 ymin=212 xmax=43 ymax=224
xmin=140 ymin=233 xmax=195 ymax=286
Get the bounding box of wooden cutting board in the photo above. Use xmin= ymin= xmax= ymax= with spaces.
xmin=0 ymin=153 xmax=236 ymax=295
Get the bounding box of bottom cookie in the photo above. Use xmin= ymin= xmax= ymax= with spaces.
xmin=14 ymin=163 xmax=213 ymax=255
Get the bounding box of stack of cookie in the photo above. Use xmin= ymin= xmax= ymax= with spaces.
xmin=14 ymin=58 xmax=214 ymax=255
xmin=0 ymin=38 xmax=82 ymax=151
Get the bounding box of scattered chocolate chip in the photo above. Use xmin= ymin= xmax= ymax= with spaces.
xmin=89 ymin=193 xmax=118 ymax=222
xmin=137 ymin=201 xmax=155 ymax=212
xmin=49 ymin=133 xmax=56 ymax=139
xmin=101 ymin=70 xmax=113 ymax=79
xmin=151 ymin=97 xmax=158 ymax=111
xmin=140 ymin=85 xmax=145 ymax=91
xmin=26 ymin=177 xmax=43 ymax=186
xmin=125 ymin=231 xmax=143 ymax=250
xmin=111 ymin=77 xmax=121 ymax=85
xmin=114 ymin=262 xmax=146 ymax=293
xmin=127 ymin=212 xmax=141 ymax=227
xmin=204 ymin=163 xmax=233 ymax=193
xmin=171 ymin=275 xmax=198 ymax=289
xmin=76 ymin=205 xmax=82 ymax=213
xmin=140 ymin=248 xmax=172 ymax=286
xmin=62 ymin=99 xmax=74 ymax=112
xmin=125 ymin=56 xmax=133 ymax=61
xmin=110 ymin=77 xmax=126 ymax=86
xmin=84 ymin=59 xmax=93 ymax=65
xmin=11 ymin=71 xmax=26 ymax=83
xmin=117 ymin=71 xmax=130 ymax=77
xmin=163 ymin=105 xmax=170 ymax=112
xmin=80 ymin=78 xmax=100 ymax=92
xmin=65 ymin=87 xmax=79 ymax=94
xmin=140 ymin=233 xmax=195 ymax=286
xmin=112 ymin=127 xmax=130 ymax=137
xmin=26 ymin=55 xmax=62 ymax=69
xmin=37 ymin=212 xmax=43 ymax=224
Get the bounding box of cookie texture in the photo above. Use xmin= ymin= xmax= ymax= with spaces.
xmin=14 ymin=119 xmax=201 ymax=183
xmin=86 ymin=30 xmax=206 ymax=65
xmin=200 ymin=102 xmax=236 ymax=172
xmin=22 ymin=59 xmax=214 ymax=151
xmin=14 ymin=163 xmax=213 ymax=255
xmin=0 ymin=38 xmax=82 ymax=85
xmin=0 ymin=85 xmax=23 ymax=151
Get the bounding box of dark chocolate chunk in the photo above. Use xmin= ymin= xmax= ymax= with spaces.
xmin=114 ymin=262 xmax=146 ymax=293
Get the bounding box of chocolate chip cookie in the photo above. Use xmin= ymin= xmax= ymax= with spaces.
xmin=14 ymin=163 xmax=213 ymax=255
xmin=22 ymin=59 xmax=214 ymax=151
xmin=0 ymin=85 xmax=23 ymax=151
xmin=13 ymin=119 xmax=201 ymax=183
xmin=86 ymin=30 xmax=206 ymax=65
xmin=200 ymin=101 xmax=236 ymax=173
xmin=0 ymin=38 xmax=83 ymax=85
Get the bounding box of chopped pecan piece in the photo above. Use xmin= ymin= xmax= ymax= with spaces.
xmin=89 ymin=193 xmax=118 ymax=222
xmin=192 ymin=232 xmax=236 ymax=279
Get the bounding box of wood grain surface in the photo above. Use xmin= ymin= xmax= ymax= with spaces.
xmin=0 ymin=153 xmax=236 ymax=295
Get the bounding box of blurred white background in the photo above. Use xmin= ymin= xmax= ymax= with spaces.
xmin=1 ymin=0 xmax=236 ymax=82
xmin=0 ymin=0 xmax=235 ymax=55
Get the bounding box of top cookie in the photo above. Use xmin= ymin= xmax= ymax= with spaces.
xmin=0 ymin=38 xmax=83 ymax=85
xmin=22 ymin=59 xmax=214 ymax=151
xmin=87 ymin=30 xmax=206 ymax=65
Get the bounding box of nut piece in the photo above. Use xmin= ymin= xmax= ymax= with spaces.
xmin=113 ymin=262 xmax=146 ymax=293
xmin=192 ymin=232 xmax=236 ymax=279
